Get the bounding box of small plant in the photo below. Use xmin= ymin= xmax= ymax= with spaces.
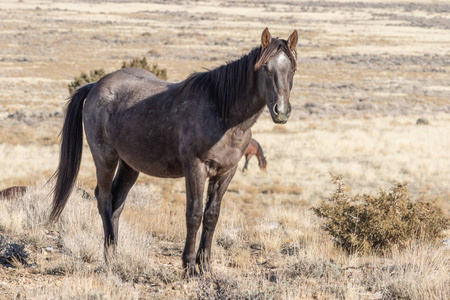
xmin=68 ymin=69 xmax=106 ymax=93
xmin=121 ymin=56 xmax=167 ymax=81
xmin=68 ymin=57 xmax=168 ymax=93
xmin=313 ymin=174 xmax=449 ymax=254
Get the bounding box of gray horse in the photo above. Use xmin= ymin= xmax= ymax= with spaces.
xmin=50 ymin=28 xmax=298 ymax=276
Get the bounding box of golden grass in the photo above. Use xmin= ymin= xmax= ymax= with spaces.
xmin=1 ymin=184 xmax=447 ymax=299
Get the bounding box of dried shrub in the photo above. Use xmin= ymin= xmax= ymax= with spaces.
xmin=68 ymin=69 xmax=106 ymax=94
xmin=0 ymin=237 xmax=32 ymax=267
xmin=68 ymin=57 xmax=168 ymax=93
xmin=312 ymin=175 xmax=449 ymax=254
xmin=121 ymin=56 xmax=167 ymax=81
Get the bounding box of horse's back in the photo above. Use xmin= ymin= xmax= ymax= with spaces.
xmin=89 ymin=68 xmax=169 ymax=103
xmin=83 ymin=67 xmax=172 ymax=131
xmin=245 ymin=139 xmax=258 ymax=156
xmin=0 ymin=186 xmax=27 ymax=200
xmin=82 ymin=68 xmax=184 ymax=177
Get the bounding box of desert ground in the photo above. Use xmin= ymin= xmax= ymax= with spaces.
xmin=0 ymin=0 xmax=449 ymax=299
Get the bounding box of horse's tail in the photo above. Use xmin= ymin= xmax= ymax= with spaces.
xmin=49 ymin=83 xmax=94 ymax=222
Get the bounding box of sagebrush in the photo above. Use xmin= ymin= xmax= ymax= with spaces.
xmin=121 ymin=56 xmax=167 ymax=81
xmin=313 ymin=175 xmax=449 ymax=254
xmin=68 ymin=57 xmax=167 ymax=93
xmin=68 ymin=69 xmax=106 ymax=93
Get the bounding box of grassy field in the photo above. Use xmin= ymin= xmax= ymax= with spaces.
xmin=0 ymin=0 xmax=449 ymax=299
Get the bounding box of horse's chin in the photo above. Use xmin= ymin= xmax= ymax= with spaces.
xmin=271 ymin=114 xmax=289 ymax=124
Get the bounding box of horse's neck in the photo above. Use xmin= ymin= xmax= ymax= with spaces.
xmin=256 ymin=152 xmax=264 ymax=166
xmin=228 ymin=105 xmax=264 ymax=133
xmin=224 ymin=83 xmax=266 ymax=132
xmin=256 ymin=156 xmax=262 ymax=167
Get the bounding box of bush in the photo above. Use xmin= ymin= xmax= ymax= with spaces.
xmin=68 ymin=69 xmax=106 ymax=93
xmin=68 ymin=57 xmax=167 ymax=93
xmin=312 ymin=175 xmax=449 ymax=254
xmin=121 ymin=56 xmax=167 ymax=81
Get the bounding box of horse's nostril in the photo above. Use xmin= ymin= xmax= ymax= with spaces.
xmin=273 ymin=103 xmax=279 ymax=116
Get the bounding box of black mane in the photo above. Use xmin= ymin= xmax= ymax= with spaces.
xmin=185 ymin=47 xmax=260 ymax=121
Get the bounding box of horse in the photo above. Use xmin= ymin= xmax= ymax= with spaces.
xmin=0 ymin=186 xmax=92 ymax=200
xmin=0 ymin=186 xmax=27 ymax=199
xmin=49 ymin=28 xmax=298 ymax=276
xmin=242 ymin=138 xmax=267 ymax=172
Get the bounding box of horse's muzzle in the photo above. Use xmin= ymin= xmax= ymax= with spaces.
xmin=271 ymin=102 xmax=290 ymax=124
xmin=273 ymin=113 xmax=289 ymax=124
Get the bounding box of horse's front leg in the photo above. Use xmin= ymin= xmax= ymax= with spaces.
xmin=243 ymin=153 xmax=254 ymax=172
xmin=242 ymin=155 xmax=250 ymax=172
xmin=197 ymin=166 xmax=237 ymax=273
xmin=182 ymin=160 xmax=207 ymax=277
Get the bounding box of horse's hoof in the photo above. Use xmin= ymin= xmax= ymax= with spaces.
xmin=183 ymin=262 xmax=199 ymax=279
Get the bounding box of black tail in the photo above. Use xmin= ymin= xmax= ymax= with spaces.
xmin=49 ymin=83 xmax=94 ymax=222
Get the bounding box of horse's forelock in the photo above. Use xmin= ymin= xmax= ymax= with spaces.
xmin=254 ymin=39 xmax=297 ymax=71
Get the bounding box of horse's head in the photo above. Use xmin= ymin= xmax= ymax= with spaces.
xmin=255 ymin=28 xmax=298 ymax=124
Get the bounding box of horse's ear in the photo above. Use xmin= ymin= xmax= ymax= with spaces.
xmin=261 ymin=27 xmax=271 ymax=49
xmin=287 ymin=30 xmax=298 ymax=52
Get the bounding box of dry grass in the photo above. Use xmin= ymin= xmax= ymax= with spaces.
xmin=0 ymin=184 xmax=448 ymax=299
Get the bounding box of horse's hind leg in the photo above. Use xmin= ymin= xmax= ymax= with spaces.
xmin=197 ymin=166 xmax=237 ymax=273
xmin=182 ymin=160 xmax=207 ymax=277
xmin=92 ymin=153 xmax=119 ymax=259
xmin=111 ymin=159 xmax=139 ymax=240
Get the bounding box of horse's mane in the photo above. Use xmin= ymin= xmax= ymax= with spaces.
xmin=184 ymin=38 xmax=297 ymax=121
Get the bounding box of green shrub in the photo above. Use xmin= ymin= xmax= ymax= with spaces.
xmin=312 ymin=175 xmax=449 ymax=254
xmin=121 ymin=56 xmax=167 ymax=81
xmin=68 ymin=69 xmax=106 ymax=93
xmin=68 ymin=56 xmax=168 ymax=93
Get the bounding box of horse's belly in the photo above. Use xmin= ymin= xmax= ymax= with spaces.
xmin=119 ymin=150 xmax=184 ymax=178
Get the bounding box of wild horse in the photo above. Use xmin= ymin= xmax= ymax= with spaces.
xmin=0 ymin=186 xmax=27 ymax=199
xmin=242 ymin=139 xmax=267 ymax=172
xmin=50 ymin=28 xmax=298 ymax=275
